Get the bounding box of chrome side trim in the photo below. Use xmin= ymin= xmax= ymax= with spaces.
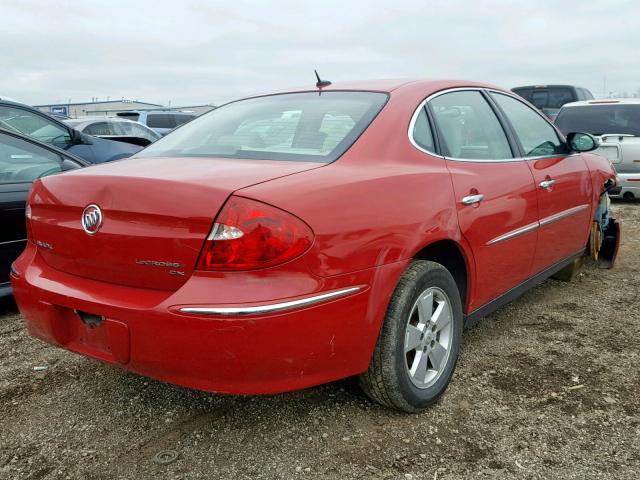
xmin=0 ymin=238 xmax=27 ymax=246
xmin=487 ymin=221 xmax=539 ymax=245
xmin=179 ymin=286 xmax=363 ymax=316
xmin=539 ymin=204 xmax=589 ymax=227
xmin=487 ymin=204 xmax=590 ymax=246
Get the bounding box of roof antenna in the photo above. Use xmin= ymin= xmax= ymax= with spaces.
xmin=315 ymin=70 xmax=332 ymax=91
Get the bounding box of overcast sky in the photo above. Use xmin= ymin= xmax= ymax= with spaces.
xmin=2 ymin=0 xmax=639 ymax=107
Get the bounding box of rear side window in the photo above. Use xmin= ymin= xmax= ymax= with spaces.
xmin=429 ymin=91 xmax=512 ymax=160
xmin=491 ymin=93 xmax=567 ymax=157
xmin=0 ymin=132 xmax=63 ymax=183
xmin=135 ymin=92 xmax=388 ymax=163
xmin=411 ymin=107 xmax=435 ymax=152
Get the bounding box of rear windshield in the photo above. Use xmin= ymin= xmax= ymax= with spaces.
xmin=555 ymin=105 xmax=640 ymax=136
xmin=135 ymin=91 xmax=388 ymax=162
xmin=512 ymin=88 xmax=575 ymax=109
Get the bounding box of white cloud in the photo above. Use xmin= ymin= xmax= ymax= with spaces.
xmin=1 ymin=0 xmax=639 ymax=106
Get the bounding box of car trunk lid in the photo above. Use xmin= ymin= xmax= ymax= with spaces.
xmin=29 ymin=156 xmax=322 ymax=290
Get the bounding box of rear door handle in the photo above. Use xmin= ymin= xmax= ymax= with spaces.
xmin=461 ymin=194 xmax=484 ymax=205
xmin=540 ymin=179 xmax=556 ymax=189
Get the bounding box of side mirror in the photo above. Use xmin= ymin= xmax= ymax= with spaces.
xmin=567 ymin=132 xmax=598 ymax=153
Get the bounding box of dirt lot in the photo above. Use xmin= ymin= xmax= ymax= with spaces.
xmin=1 ymin=202 xmax=638 ymax=480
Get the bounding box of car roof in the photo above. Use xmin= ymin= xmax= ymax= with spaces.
xmin=66 ymin=116 xmax=141 ymax=125
xmin=512 ymin=85 xmax=587 ymax=90
xmin=240 ymin=79 xmax=504 ymax=101
xmin=561 ymin=99 xmax=640 ymax=108
xmin=118 ymin=110 xmax=195 ymax=115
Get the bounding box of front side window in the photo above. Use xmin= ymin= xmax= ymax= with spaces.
xmin=0 ymin=106 xmax=71 ymax=145
xmin=491 ymin=93 xmax=567 ymax=157
xmin=136 ymin=92 xmax=388 ymax=163
xmin=0 ymin=132 xmax=63 ymax=183
xmin=429 ymin=91 xmax=512 ymax=160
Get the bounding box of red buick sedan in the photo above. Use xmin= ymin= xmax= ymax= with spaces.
xmin=11 ymin=79 xmax=620 ymax=412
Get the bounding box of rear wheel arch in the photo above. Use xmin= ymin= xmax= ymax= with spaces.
xmin=412 ymin=239 xmax=470 ymax=312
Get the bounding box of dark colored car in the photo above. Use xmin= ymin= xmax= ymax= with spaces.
xmin=0 ymin=129 xmax=86 ymax=296
xmin=0 ymin=100 xmax=141 ymax=163
xmin=511 ymin=85 xmax=594 ymax=121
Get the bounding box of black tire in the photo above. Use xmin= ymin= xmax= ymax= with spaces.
xmin=359 ymin=260 xmax=463 ymax=412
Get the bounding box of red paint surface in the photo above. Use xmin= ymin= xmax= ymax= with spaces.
xmin=12 ymin=80 xmax=617 ymax=394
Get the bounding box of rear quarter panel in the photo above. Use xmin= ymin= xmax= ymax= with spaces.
xmin=238 ymin=87 xmax=468 ymax=278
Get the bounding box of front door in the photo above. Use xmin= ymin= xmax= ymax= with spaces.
xmin=0 ymin=132 xmax=69 ymax=287
xmin=428 ymin=90 xmax=539 ymax=311
xmin=489 ymin=92 xmax=593 ymax=274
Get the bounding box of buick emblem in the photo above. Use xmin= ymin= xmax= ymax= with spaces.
xmin=82 ymin=204 xmax=103 ymax=235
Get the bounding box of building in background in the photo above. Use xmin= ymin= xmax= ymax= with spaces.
xmin=34 ymin=100 xmax=216 ymax=118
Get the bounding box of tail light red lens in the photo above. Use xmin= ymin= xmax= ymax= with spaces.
xmin=197 ymin=196 xmax=314 ymax=271
xmin=25 ymin=202 xmax=33 ymax=240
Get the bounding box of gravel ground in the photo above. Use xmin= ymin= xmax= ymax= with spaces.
xmin=1 ymin=201 xmax=639 ymax=480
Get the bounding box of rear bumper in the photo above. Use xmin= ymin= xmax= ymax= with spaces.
xmin=11 ymin=244 xmax=405 ymax=394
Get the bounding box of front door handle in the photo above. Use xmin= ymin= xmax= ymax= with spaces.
xmin=540 ymin=179 xmax=556 ymax=189
xmin=461 ymin=194 xmax=484 ymax=205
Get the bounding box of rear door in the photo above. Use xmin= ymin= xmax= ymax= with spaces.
xmin=0 ymin=132 xmax=76 ymax=286
xmin=489 ymin=92 xmax=592 ymax=274
xmin=427 ymin=89 xmax=539 ymax=310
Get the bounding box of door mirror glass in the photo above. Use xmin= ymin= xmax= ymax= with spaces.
xmin=567 ymin=132 xmax=598 ymax=152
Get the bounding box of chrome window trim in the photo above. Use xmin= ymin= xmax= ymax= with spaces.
xmin=407 ymin=87 xmax=574 ymax=163
xmin=179 ymin=286 xmax=363 ymax=316
xmin=539 ymin=204 xmax=589 ymax=227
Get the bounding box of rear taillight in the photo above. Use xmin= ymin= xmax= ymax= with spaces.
xmin=25 ymin=202 xmax=33 ymax=240
xmin=197 ymin=196 xmax=313 ymax=271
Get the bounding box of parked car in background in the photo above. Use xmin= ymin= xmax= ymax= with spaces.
xmin=65 ymin=117 xmax=161 ymax=147
xmin=556 ymin=98 xmax=640 ymax=200
xmin=0 ymin=129 xmax=86 ymax=297
xmin=512 ymin=85 xmax=594 ymax=121
xmin=12 ymin=80 xmax=619 ymax=412
xmin=0 ymin=99 xmax=141 ymax=163
xmin=116 ymin=110 xmax=196 ymax=136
